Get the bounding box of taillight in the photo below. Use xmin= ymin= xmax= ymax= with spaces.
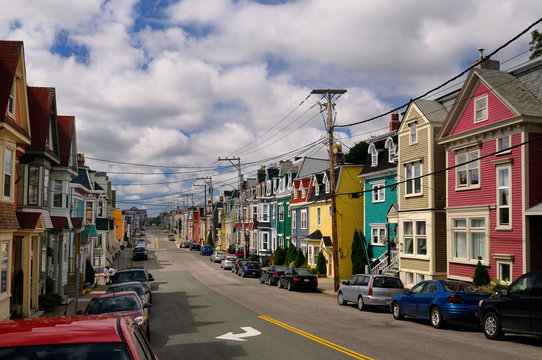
xmin=293 ymin=277 xmax=299 ymax=282
xmin=368 ymin=282 xmax=373 ymax=296
xmin=273 ymin=272 xmax=278 ymax=276
xmin=447 ymin=295 xmax=464 ymax=303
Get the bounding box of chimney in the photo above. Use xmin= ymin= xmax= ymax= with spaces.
xmin=390 ymin=112 xmax=400 ymax=132
xmin=472 ymin=48 xmax=500 ymax=70
xmin=77 ymin=153 xmax=85 ymax=167
xmin=333 ymin=143 xmax=345 ymax=165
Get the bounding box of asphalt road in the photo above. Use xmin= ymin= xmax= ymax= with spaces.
xmin=140 ymin=228 xmax=542 ymax=360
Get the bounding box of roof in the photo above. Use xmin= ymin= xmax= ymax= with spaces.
xmin=57 ymin=115 xmax=76 ymax=168
xmin=0 ymin=316 xmax=123 ymax=347
xmin=72 ymin=167 xmax=92 ymax=189
xmin=296 ymin=157 xmax=329 ymax=178
xmin=414 ymin=99 xmax=448 ymax=123
xmin=27 ymin=86 xmax=59 ymax=158
xmin=50 ymin=216 xmax=69 ymax=231
xmin=0 ymin=41 xmax=22 ymax=118
xmin=0 ymin=202 xmax=19 ymax=230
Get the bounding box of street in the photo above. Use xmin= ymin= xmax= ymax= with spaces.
xmin=139 ymin=228 xmax=541 ymax=360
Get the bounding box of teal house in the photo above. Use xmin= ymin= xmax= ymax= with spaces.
xmin=274 ymin=160 xmax=299 ymax=249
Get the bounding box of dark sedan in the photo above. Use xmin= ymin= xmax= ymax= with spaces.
xmin=478 ymin=270 xmax=542 ymax=340
xmin=278 ymin=268 xmax=318 ymax=292
xmin=232 ymin=259 xmax=249 ymax=274
xmin=260 ymin=265 xmax=289 ymax=286
xmin=132 ymin=246 xmax=148 ymax=261
xmin=391 ymin=279 xmax=489 ymax=328
xmin=238 ymin=261 xmax=262 ymax=278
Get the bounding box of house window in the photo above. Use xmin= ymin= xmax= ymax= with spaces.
xmin=262 ymin=232 xmax=268 ymax=250
xmin=416 ymin=273 xmax=425 ymax=283
xmin=262 ymin=204 xmax=269 ymax=222
xmin=53 ymin=180 xmax=62 ymax=207
xmin=4 ymin=148 xmax=13 ymax=199
xmin=328 ymin=205 xmax=332 ymax=218
xmin=314 ymin=180 xmax=319 ymax=196
xmin=497 ymin=167 xmax=511 ymax=227
xmin=474 ymin=95 xmax=488 ymax=122
xmin=8 ymin=81 xmax=15 ymax=116
xmin=316 ymin=207 xmax=321 ymax=226
xmin=403 ymin=220 xmax=426 ymax=255
xmin=43 ymin=168 xmax=49 ymax=207
xmin=300 ymin=209 xmax=307 ymax=229
xmin=409 ymin=122 xmax=417 ymax=144
xmin=372 ymin=182 xmax=385 ymax=203
xmin=85 ymin=202 xmax=93 ymax=224
xmin=371 ymin=225 xmax=386 ymax=245
xmin=279 ymin=204 xmax=284 ymax=221
xmin=28 ymin=166 xmax=39 ymax=205
xmin=369 ymin=144 xmax=378 ymax=167
xmin=456 ymin=148 xmax=479 ymax=188
xmin=46 ymin=122 xmax=54 ymax=150
xmin=405 ymin=272 xmax=414 ymax=285
xmin=0 ymin=241 xmax=8 ymax=294
xmin=292 ymin=210 xmax=296 ymax=229
xmin=497 ymin=261 xmax=512 ymax=284
xmin=497 ymin=136 xmax=511 ymax=154
xmin=452 ymin=217 xmax=486 ymax=260
xmin=325 ymin=180 xmax=330 ymax=193
xmin=405 ymin=162 xmax=422 ymax=195
xmin=385 ymin=137 xmax=397 ymax=163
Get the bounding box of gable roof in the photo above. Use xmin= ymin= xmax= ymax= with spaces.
xmin=296 ymin=157 xmax=329 ymax=178
xmin=27 ymin=86 xmax=60 ymax=161
xmin=0 ymin=41 xmax=22 ymax=114
xmin=360 ymin=131 xmax=397 ymax=176
xmin=57 ymin=115 xmax=77 ymax=169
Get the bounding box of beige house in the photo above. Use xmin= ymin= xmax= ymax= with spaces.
xmin=396 ymin=99 xmax=450 ymax=287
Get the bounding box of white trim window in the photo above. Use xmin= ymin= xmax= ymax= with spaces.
xmin=3 ymin=148 xmax=13 ymax=200
xmin=372 ymin=181 xmax=385 ymax=203
xmin=314 ymin=178 xmax=320 ymax=196
xmin=325 ymin=179 xmax=330 ymax=193
xmin=409 ymin=122 xmax=417 ymax=144
xmin=371 ymin=225 xmax=386 ymax=245
xmin=0 ymin=241 xmax=9 ymax=294
xmin=497 ymin=166 xmax=511 ymax=228
xmin=405 ymin=162 xmax=422 ymax=196
xmin=292 ymin=209 xmax=297 ymax=229
xmin=474 ymin=95 xmax=488 ymax=122
xmin=316 ymin=207 xmax=321 ymax=226
xmin=456 ymin=148 xmax=479 ymax=189
xmin=262 ymin=203 xmax=269 ymax=222
xmin=279 ymin=204 xmax=284 ymax=222
xmin=385 ymin=137 xmax=397 ymax=163
xmin=261 ymin=232 xmax=269 ymax=251
xmin=403 ymin=220 xmax=426 ymax=255
xmin=497 ymin=136 xmax=511 ymax=154
xmin=497 ymin=260 xmax=512 ymax=284
xmin=53 ymin=180 xmax=63 ymax=208
xmin=8 ymin=81 xmax=15 ymax=117
xmin=300 ymin=209 xmax=308 ymax=229
xmin=369 ymin=143 xmax=378 ymax=167
xmin=452 ymin=217 xmax=486 ymax=261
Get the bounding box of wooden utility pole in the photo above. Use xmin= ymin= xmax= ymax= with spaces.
xmin=311 ymin=89 xmax=346 ymax=292
xmin=196 ymin=176 xmax=214 ymax=245
xmin=194 ymin=183 xmax=207 ymax=244
xmin=218 ymin=157 xmax=247 ymax=258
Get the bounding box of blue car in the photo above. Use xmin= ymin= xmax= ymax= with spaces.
xmin=390 ymin=279 xmax=489 ymax=328
xmin=200 ymin=245 xmax=213 ymax=256
xmin=238 ymin=261 xmax=262 ymax=278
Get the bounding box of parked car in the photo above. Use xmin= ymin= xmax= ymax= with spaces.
xmin=107 ymin=281 xmax=151 ymax=306
xmin=260 ymin=265 xmax=289 ymax=286
xmin=136 ymin=239 xmax=147 ymax=248
xmin=232 ymin=259 xmax=249 ymax=274
xmin=221 ymin=255 xmax=238 ymax=270
xmin=210 ymin=250 xmax=227 ymax=262
xmin=82 ymin=291 xmax=151 ymax=339
xmin=391 ymin=279 xmax=489 ymax=328
xmin=200 ymin=245 xmax=213 ymax=256
xmin=168 ymin=234 xmax=176 ymax=241
xmin=110 ymin=268 xmax=155 ymax=303
xmin=238 ymin=261 xmax=262 ymax=278
xmin=190 ymin=242 xmax=201 ymax=251
xmin=133 ymin=246 xmax=148 ymax=261
xmin=478 ymin=270 xmax=542 ymax=340
xmin=181 ymin=241 xmax=191 ymax=248
xmin=278 ymin=268 xmax=318 ymax=292
xmin=0 ymin=316 xmax=157 ymax=359
xmin=235 ymin=249 xmax=245 ymax=258
xmin=337 ymin=274 xmax=404 ymax=310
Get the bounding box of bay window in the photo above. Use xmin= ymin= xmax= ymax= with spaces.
xmin=452 ymin=217 xmax=486 ymax=261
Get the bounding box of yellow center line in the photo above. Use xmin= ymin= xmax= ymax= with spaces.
xmin=259 ymin=315 xmax=374 ymax=360
xmin=155 ymin=237 xmax=158 ymax=249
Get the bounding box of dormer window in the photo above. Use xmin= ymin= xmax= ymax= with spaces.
xmin=368 ymin=143 xmax=378 ymax=167
xmin=288 ymin=175 xmax=292 ymax=189
xmin=314 ymin=179 xmax=320 ymax=196
xmin=474 ymin=95 xmax=488 ymax=122
xmin=8 ymin=82 xmax=15 ymax=116
xmin=409 ymin=122 xmax=417 ymax=144
xmin=46 ymin=121 xmax=53 ymax=150
xmin=325 ymin=179 xmax=330 ymax=194
xmin=385 ymin=137 xmax=397 ymax=163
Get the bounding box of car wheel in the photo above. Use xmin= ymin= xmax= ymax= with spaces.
xmin=287 ymin=281 xmax=293 ymax=291
xmin=337 ymin=291 xmax=346 ymax=306
xmin=392 ymin=301 xmax=403 ymax=320
xmin=278 ymin=280 xmax=283 ymax=289
xmin=483 ymin=312 xmax=503 ymax=340
xmin=357 ymin=296 xmax=364 ymax=311
xmin=259 ymin=277 xmax=264 ymax=284
xmin=430 ymin=306 xmax=444 ymax=329
xmin=241 ymin=272 xmax=246 ymax=277
xmin=267 ymin=277 xmax=272 ymax=286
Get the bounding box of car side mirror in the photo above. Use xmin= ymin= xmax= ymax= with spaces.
xmin=500 ymin=288 xmax=508 ymax=296
xmin=144 ymin=303 xmax=152 ymax=309
xmin=405 ymin=289 xmax=410 ymax=295
xmin=77 ymin=310 xmax=84 ymax=315
xmin=342 ymin=281 xmax=350 ymax=285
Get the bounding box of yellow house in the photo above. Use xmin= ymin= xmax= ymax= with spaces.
xmin=113 ymin=209 xmax=124 ymax=245
xmin=307 ymin=162 xmax=364 ymax=280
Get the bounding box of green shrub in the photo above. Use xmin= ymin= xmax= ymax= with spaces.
xmin=478 ymin=278 xmax=504 ymax=296
xmin=206 ymin=231 xmax=213 ymax=246
xmin=39 ymin=293 xmax=63 ymax=312
xmin=273 ymin=246 xmax=286 ymax=265
xmin=309 ymin=267 xmax=318 ymax=274
xmin=316 ymin=251 xmax=326 ymax=275
xmin=294 ymin=249 xmax=306 ymax=267
xmin=285 ymin=243 xmax=297 ymax=266
xmin=85 ymin=257 xmax=95 ymax=284
xmin=472 ymin=259 xmax=490 ymax=286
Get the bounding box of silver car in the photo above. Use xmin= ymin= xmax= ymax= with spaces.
xmin=337 ymin=274 xmax=404 ymax=311
xmin=210 ymin=251 xmax=227 ymax=263
xmin=221 ymin=255 xmax=237 ymax=270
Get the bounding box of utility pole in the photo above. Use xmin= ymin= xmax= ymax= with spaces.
xmin=218 ymin=156 xmax=247 ymax=259
xmin=312 ymin=89 xmax=346 ymax=292
xmin=196 ymin=176 xmax=214 ymax=246
xmin=194 ymin=183 xmax=207 ymax=245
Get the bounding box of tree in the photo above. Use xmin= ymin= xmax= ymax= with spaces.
xmin=285 ymin=243 xmax=297 ymax=266
xmin=345 ymin=141 xmax=368 ymax=164
xmin=85 ymin=257 xmax=95 ymax=284
xmin=274 ymin=246 xmax=286 ymax=265
xmin=472 ymin=259 xmax=491 ymax=286
xmin=206 ymin=231 xmax=213 ymax=246
xmin=294 ymin=249 xmax=306 ymax=267
xmin=351 ymin=229 xmax=368 ymax=274
xmin=529 ymin=29 xmax=542 ymax=60
xmin=316 ymin=251 xmax=326 ymax=275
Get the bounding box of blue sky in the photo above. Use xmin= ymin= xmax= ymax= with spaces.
xmin=2 ymin=0 xmax=541 ymax=216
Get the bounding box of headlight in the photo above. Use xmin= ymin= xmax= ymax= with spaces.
xmin=134 ymin=316 xmax=146 ymax=326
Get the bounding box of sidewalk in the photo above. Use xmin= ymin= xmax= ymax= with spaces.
xmin=317 ymin=277 xmax=338 ymax=296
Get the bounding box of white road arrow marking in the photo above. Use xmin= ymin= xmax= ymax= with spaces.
xmin=216 ymin=327 xmax=261 ymax=342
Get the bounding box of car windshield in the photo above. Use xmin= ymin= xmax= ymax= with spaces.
xmin=293 ymin=269 xmax=312 ymax=276
xmin=373 ymin=277 xmax=403 ymax=289
xmin=0 ymin=343 xmax=130 ymax=359
xmin=86 ymin=295 xmax=141 ymax=314
xmin=442 ymin=281 xmax=482 ymax=294
xmin=114 ymin=271 xmax=147 ymax=282
xmin=273 ymin=266 xmax=288 ymax=271
xmin=245 ymin=262 xmax=259 ymax=268
xmin=107 ymin=284 xmax=144 ymax=297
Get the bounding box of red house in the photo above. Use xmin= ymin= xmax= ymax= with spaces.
xmin=437 ymin=56 xmax=542 ymax=284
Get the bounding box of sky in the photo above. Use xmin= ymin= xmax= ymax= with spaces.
xmin=2 ymin=0 xmax=542 ymax=216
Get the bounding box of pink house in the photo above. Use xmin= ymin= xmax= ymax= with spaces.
xmin=437 ymin=57 xmax=542 ymax=284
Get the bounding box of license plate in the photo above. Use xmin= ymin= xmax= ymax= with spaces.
xmin=304 ymin=279 xmax=309 ymax=282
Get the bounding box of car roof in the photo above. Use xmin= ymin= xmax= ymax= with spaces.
xmin=0 ymin=316 xmax=124 ymax=347
xmin=108 ymin=281 xmax=144 ymax=289
xmin=90 ymin=291 xmax=139 ymax=300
